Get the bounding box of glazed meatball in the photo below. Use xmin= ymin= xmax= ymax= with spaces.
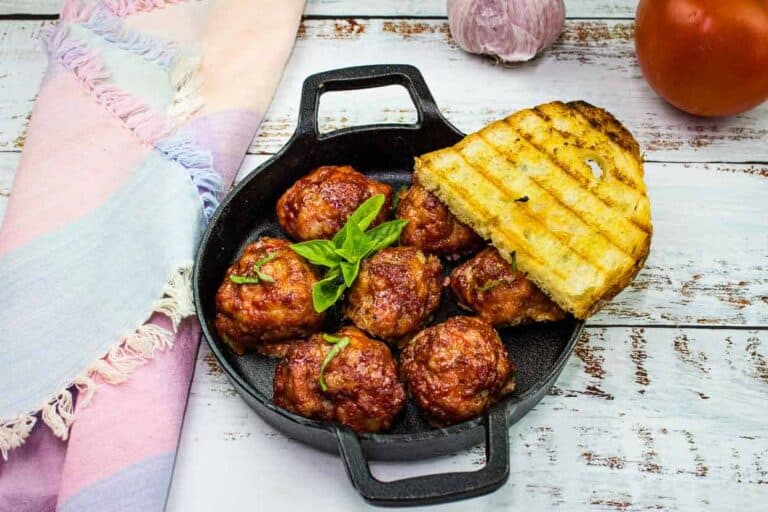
xmin=345 ymin=247 xmax=442 ymax=344
xmin=215 ymin=237 xmax=324 ymax=357
xmin=273 ymin=326 xmax=406 ymax=432
xmin=449 ymin=247 xmax=566 ymax=327
xmin=400 ymin=316 xmax=514 ymax=426
xmin=396 ymin=181 xmax=482 ymax=257
xmin=276 ymin=165 xmax=393 ymax=241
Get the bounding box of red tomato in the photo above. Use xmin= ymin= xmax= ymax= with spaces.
xmin=635 ymin=0 xmax=768 ymax=116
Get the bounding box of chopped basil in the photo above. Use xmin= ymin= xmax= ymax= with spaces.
xmin=318 ymin=334 xmax=351 ymax=391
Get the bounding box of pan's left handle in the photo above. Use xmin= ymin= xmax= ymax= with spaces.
xmin=334 ymin=405 xmax=511 ymax=507
xmin=295 ymin=64 xmax=449 ymax=141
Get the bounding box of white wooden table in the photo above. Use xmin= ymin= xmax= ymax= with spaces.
xmin=1 ymin=1 xmax=766 ymax=510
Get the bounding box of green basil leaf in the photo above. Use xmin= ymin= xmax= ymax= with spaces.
xmin=229 ymin=274 xmax=261 ymax=285
xmin=290 ymin=240 xmax=341 ymax=268
xmin=312 ymin=270 xmax=346 ymax=312
xmin=478 ymin=279 xmax=505 ymax=292
xmin=253 ymin=251 xmax=279 ymax=271
xmin=318 ymin=336 xmax=350 ymax=392
xmin=339 ymin=259 xmax=361 ymax=287
xmin=363 ymin=219 xmax=409 ymax=256
xmin=256 ymin=271 xmax=275 ymax=284
xmin=340 ymin=219 xmax=374 ymax=261
xmin=322 ymin=333 xmax=350 ymax=345
xmin=332 ymin=194 xmax=386 ymax=245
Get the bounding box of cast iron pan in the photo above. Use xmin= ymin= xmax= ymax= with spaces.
xmin=194 ymin=64 xmax=584 ymax=506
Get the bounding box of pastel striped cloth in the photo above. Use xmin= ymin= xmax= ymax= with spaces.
xmin=0 ymin=0 xmax=304 ymax=510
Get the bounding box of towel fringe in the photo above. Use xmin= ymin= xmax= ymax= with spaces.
xmin=104 ymin=0 xmax=188 ymax=17
xmin=82 ymin=5 xmax=180 ymax=68
xmin=0 ymin=416 xmax=37 ymax=461
xmin=0 ymin=263 xmax=195 ymax=460
xmin=155 ymin=134 xmax=222 ymax=222
xmin=59 ymin=0 xmax=94 ymax=22
xmin=46 ymin=24 xmax=173 ymax=144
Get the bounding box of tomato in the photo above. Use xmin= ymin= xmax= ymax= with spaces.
xmin=635 ymin=0 xmax=768 ymax=117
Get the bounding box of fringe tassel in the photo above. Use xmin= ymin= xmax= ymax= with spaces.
xmin=59 ymin=0 xmax=94 ymax=22
xmin=104 ymin=0 xmax=187 ymax=17
xmin=155 ymin=134 xmax=222 ymax=222
xmin=46 ymin=25 xmax=173 ymax=144
xmin=82 ymin=5 xmax=180 ymax=68
xmin=0 ymin=264 xmax=195 ymax=460
xmin=0 ymin=416 xmax=37 ymax=461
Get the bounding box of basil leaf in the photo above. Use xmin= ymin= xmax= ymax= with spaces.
xmin=312 ymin=270 xmax=346 ymax=312
xmin=363 ymin=219 xmax=409 ymax=256
xmin=253 ymin=252 xmax=279 ymax=270
xmin=332 ymin=193 xmax=386 ymax=245
xmin=229 ymin=274 xmax=261 ymax=285
xmin=256 ymin=271 xmax=275 ymax=284
xmin=340 ymin=219 xmax=374 ymax=261
xmin=339 ymin=259 xmax=361 ymax=287
xmin=318 ymin=336 xmax=350 ymax=392
xmin=391 ymin=185 xmax=408 ymax=212
xmin=478 ymin=279 xmax=505 ymax=292
xmin=322 ymin=333 xmax=350 ymax=345
xmin=290 ymin=239 xmax=341 ymax=268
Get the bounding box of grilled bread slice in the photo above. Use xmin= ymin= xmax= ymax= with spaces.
xmin=414 ymin=101 xmax=651 ymax=319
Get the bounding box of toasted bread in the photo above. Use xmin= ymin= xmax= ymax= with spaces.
xmin=414 ymin=101 xmax=652 ymax=319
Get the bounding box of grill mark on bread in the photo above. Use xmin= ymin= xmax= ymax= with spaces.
xmin=420 ymin=155 xmax=573 ymax=284
xmin=415 ymin=101 xmax=652 ymax=318
xmin=536 ymin=102 xmax=646 ymax=193
xmin=521 ymin=108 xmax=650 ymax=232
xmin=488 ymin=123 xmax=644 ymax=259
xmin=470 ymin=132 xmax=631 ymax=274
xmin=568 ymin=101 xmax=642 ymax=159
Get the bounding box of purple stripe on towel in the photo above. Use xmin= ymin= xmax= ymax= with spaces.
xmin=58 ymin=452 xmax=175 ymax=512
xmin=0 ymin=427 xmax=66 ymax=512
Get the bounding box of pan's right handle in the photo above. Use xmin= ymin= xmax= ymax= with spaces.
xmin=296 ymin=64 xmax=447 ymax=140
xmin=335 ymin=405 xmax=511 ymax=507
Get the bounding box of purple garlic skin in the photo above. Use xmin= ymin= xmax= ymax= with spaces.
xmin=447 ymin=0 xmax=566 ymax=62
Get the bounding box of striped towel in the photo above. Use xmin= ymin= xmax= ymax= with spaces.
xmin=0 ymin=0 xmax=304 ymax=510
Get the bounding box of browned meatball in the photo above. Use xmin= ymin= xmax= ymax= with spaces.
xmin=345 ymin=247 xmax=442 ymax=344
xmin=273 ymin=326 xmax=405 ymax=432
xmin=449 ymin=247 xmax=566 ymax=327
xmin=276 ymin=165 xmax=393 ymax=241
xmin=396 ymin=181 xmax=483 ymax=257
xmin=215 ymin=237 xmax=324 ymax=357
xmin=400 ymin=316 xmax=514 ymax=426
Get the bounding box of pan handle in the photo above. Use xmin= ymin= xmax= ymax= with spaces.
xmin=296 ymin=64 xmax=447 ymax=140
xmin=334 ymin=405 xmax=510 ymax=507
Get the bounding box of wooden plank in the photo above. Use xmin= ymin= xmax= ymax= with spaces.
xmin=0 ymin=0 xmax=639 ymax=18
xmin=2 ymin=19 xmax=766 ymax=163
xmin=166 ymin=327 xmax=768 ymax=511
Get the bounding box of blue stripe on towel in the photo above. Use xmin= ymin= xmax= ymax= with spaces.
xmin=0 ymin=151 xmax=202 ymax=419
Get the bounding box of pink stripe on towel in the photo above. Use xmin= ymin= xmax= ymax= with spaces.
xmin=0 ymin=66 xmax=149 ymax=256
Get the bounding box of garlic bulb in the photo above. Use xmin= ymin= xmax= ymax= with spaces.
xmin=447 ymin=0 xmax=566 ymax=62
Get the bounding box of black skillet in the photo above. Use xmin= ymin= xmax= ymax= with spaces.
xmin=194 ymin=64 xmax=584 ymax=507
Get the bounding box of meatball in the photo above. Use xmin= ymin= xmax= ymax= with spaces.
xmin=273 ymin=326 xmax=405 ymax=432
xmin=449 ymin=247 xmax=566 ymax=327
xmin=400 ymin=316 xmax=514 ymax=426
xmin=215 ymin=237 xmax=324 ymax=357
xmin=345 ymin=247 xmax=442 ymax=344
xmin=396 ymin=181 xmax=482 ymax=257
xmin=276 ymin=165 xmax=393 ymax=241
